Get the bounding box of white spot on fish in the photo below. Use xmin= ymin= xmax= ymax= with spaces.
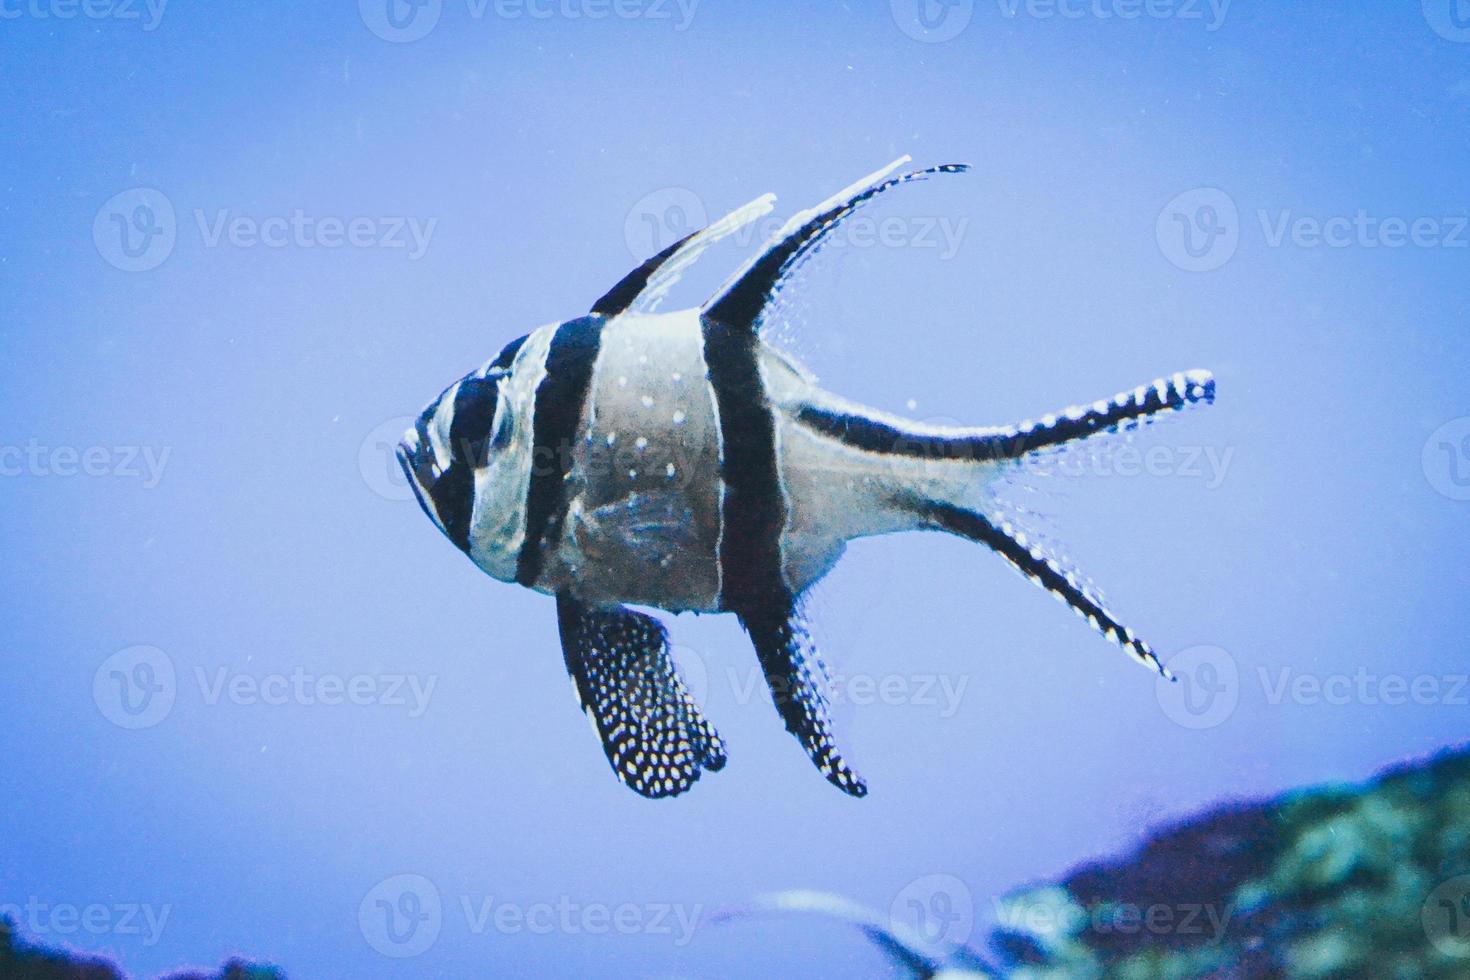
xmin=635 ymin=436 xmax=649 ymax=450
xmin=628 ymin=469 xmax=638 ymax=479
xmin=618 ymin=376 xmax=628 ymax=387
xmin=672 ymin=410 xmax=686 ymax=425
xmin=671 ymin=371 xmax=683 ymax=382
xmin=640 ymin=395 xmax=655 ymax=408
xmin=665 ymin=463 xmax=676 ymax=478
xmin=606 ymin=432 xmax=617 ymax=446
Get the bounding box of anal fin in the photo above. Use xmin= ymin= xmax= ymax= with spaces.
xmin=738 ymin=599 xmax=868 ymax=798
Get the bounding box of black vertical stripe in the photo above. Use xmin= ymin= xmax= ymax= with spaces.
xmin=701 ymin=316 xmax=789 ymax=612
xmin=516 ymin=315 xmax=605 ymax=588
xmin=433 ymin=375 xmax=502 ymax=551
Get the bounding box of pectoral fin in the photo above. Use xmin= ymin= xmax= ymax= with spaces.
xmin=557 ymin=594 xmax=727 ymax=798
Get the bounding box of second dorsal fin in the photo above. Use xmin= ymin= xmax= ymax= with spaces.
xmin=702 ymin=156 xmax=969 ymax=333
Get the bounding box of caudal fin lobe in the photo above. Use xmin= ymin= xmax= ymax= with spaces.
xmin=884 ymin=369 xmax=1219 ymax=681
xmin=796 ymin=369 xmax=1215 ymax=468
xmin=917 ymin=501 xmax=1175 ymax=680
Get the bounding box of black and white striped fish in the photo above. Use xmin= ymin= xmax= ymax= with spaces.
xmin=397 ymin=157 xmax=1216 ymax=800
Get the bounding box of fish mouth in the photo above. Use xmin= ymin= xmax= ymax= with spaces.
xmin=397 ymin=425 xmax=443 ymax=531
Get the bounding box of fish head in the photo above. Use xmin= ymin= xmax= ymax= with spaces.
xmin=396 ymin=331 xmax=537 ymax=572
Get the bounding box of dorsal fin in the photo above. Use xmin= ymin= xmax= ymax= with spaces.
xmin=703 ymin=157 xmax=970 ymax=332
xmin=590 ymin=193 xmax=776 ymax=317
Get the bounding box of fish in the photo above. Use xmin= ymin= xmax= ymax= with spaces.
xmin=711 ymin=890 xmax=998 ymax=979
xmin=396 ymin=156 xmax=1216 ymax=800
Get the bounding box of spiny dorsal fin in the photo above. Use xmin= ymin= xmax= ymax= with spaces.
xmin=703 ymin=157 xmax=970 ymax=332
xmin=591 ymin=193 xmax=776 ymax=317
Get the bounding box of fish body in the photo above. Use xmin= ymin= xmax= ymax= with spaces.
xmin=398 ymin=157 xmax=1216 ymax=799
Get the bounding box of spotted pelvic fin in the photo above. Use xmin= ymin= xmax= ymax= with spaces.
xmin=591 ymin=193 xmax=777 ymax=317
xmin=738 ymin=599 xmax=867 ymax=798
xmin=556 ymin=594 xmax=727 ymax=798
xmin=703 ymin=157 xmax=970 ymax=333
